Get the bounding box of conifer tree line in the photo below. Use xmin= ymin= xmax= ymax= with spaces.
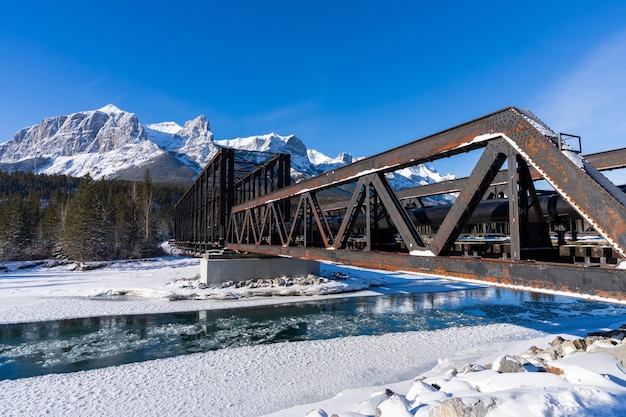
xmin=0 ymin=170 xmax=185 ymax=262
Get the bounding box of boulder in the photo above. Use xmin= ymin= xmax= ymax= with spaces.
xmin=550 ymin=336 xmax=565 ymax=346
xmin=549 ymin=336 xmax=565 ymax=357
xmin=538 ymin=347 xmax=559 ymax=361
xmin=491 ymin=355 xmax=524 ymax=373
xmin=561 ymin=338 xmax=588 ymax=355
xmin=406 ymin=380 xmax=438 ymax=402
xmin=428 ymin=397 xmax=496 ymax=417
xmin=375 ymin=393 xmax=412 ymax=417
xmin=459 ymin=364 xmax=487 ymax=375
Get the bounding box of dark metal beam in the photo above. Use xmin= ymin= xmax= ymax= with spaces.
xmin=231 ymin=106 xmax=536 ymax=214
xmin=226 ymin=243 xmax=626 ymax=301
xmin=332 ymin=177 xmax=369 ymax=250
xmin=507 ymin=128 xmax=626 ymax=259
xmin=392 ymin=147 xmax=626 ymax=201
xmin=370 ymin=173 xmax=426 ymax=251
xmin=585 ymin=147 xmax=626 ymax=171
xmin=429 ymin=140 xmax=509 ymax=256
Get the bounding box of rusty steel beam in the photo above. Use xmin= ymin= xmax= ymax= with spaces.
xmin=231 ymin=106 xmax=537 ymax=214
xmin=585 ymin=148 xmax=626 ymax=171
xmin=227 ymin=243 xmax=626 ymax=301
xmin=370 ymin=173 xmax=425 ymax=251
xmin=429 ymin=139 xmax=509 ymax=256
xmin=228 ymin=106 xmax=626 ymax=260
xmin=393 ymin=147 xmax=626 ymax=201
xmin=234 ymin=113 xmax=626 ymax=215
xmin=301 ymin=192 xmax=334 ymax=248
xmin=332 ymin=176 xmax=370 ymax=250
xmin=258 ymin=202 xmax=288 ymax=246
xmin=505 ymin=126 xmax=626 ymax=259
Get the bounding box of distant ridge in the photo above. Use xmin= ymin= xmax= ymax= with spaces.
xmin=0 ymin=105 xmax=453 ymax=189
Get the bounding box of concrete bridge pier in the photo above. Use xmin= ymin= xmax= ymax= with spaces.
xmin=200 ymin=253 xmax=320 ymax=285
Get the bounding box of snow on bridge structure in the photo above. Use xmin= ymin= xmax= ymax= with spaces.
xmin=175 ymin=107 xmax=626 ymax=300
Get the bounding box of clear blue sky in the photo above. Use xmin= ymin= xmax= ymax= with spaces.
xmin=1 ymin=1 xmax=626 ymax=178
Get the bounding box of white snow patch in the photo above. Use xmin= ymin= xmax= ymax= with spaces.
xmin=307 ymin=149 xmax=335 ymax=165
xmin=410 ymin=249 xmax=435 ymax=257
xmin=515 ymin=107 xmax=559 ymax=139
xmin=97 ymin=104 xmax=124 ymax=114
xmin=144 ymin=122 xmax=185 ymax=150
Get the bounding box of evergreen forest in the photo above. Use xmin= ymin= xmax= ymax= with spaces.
xmin=0 ymin=170 xmax=186 ymax=262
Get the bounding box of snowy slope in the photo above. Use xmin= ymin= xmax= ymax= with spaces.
xmin=144 ymin=121 xmax=185 ymax=150
xmin=0 ymin=105 xmax=451 ymax=189
xmin=0 ymin=105 xmax=174 ymax=180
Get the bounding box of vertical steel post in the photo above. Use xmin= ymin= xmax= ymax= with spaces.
xmin=507 ymin=150 xmax=521 ymax=260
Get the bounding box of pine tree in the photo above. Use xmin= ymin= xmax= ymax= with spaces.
xmin=112 ymin=183 xmax=140 ymax=258
xmin=39 ymin=188 xmax=68 ymax=258
xmin=63 ymin=175 xmax=108 ymax=262
xmin=20 ymin=192 xmax=42 ymax=259
xmin=141 ymin=169 xmax=154 ymax=242
xmin=0 ymin=193 xmax=21 ymax=261
xmin=139 ymin=169 xmax=158 ymax=256
xmin=94 ymin=178 xmax=116 ymax=260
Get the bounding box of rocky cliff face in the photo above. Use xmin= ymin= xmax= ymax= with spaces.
xmin=0 ymin=105 xmax=215 ymax=183
xmin=1 ymin=105 xmax=146 ymax=160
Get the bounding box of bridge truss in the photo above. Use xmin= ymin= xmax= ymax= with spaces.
xmin=174 ymin=148 xmax=290 ymax=251
xmin=178 ymin=107 xmax=626 ymax=299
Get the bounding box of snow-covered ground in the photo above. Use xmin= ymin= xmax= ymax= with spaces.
xmin=1 ymin=254 xmax=626 ymax=416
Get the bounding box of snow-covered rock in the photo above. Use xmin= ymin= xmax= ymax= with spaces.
xmin=0 ymin=105 xmax=182 ymax=182
xmin=0 ymin=104 xmax=147 ymax=161
xmin=0 ymin=105 xmax=452 ymax=190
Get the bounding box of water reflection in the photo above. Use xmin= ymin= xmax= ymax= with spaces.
xmin=0 ymin=288 xmax=624 ymax=380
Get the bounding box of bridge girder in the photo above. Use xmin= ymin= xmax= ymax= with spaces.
xmin=228 ymin=107 xmax=626 ymax=260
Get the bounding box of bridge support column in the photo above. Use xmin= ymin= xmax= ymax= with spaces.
xmin=200 ymin=253 xmax=320 ymax=285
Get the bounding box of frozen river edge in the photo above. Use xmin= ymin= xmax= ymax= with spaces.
xmin=1 ymin=255 xmax=626 ymax=416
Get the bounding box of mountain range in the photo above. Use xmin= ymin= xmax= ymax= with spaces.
xmin=0 ymin=105 xmax=452 ymax=189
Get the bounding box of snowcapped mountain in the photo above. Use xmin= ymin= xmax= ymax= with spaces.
xmin=0 ymin=105 xmax=452 ymax=189
xmin=0 ymin=105 xmax=195 ymax=183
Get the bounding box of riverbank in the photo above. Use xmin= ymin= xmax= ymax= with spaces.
xmin=1 ymin=255 xmax=626 ymax=416
xmin=0 ymin=255 xmax=482 ymax=324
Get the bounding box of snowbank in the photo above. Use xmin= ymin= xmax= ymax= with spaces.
xmin=283 ymin=332 xmax=626 ymax=417
xmin=0 ymin=324 xmax=542 ymax=417
xmin=0 ymin=256 xmax=472 ymax=324
xmin=1 ymin=256 xmax=626 ymax=416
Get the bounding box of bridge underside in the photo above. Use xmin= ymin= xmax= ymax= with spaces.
xmin=176 ymin=107 xmax=626 ymax=300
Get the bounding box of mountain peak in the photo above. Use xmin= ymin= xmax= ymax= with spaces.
xmin=182 ymin=115 xmax=211 ymax=132
xmin=0 ymin=106 xmax=447 ymax=189
xmin=97 ymin=104 xmax=124 ymax=114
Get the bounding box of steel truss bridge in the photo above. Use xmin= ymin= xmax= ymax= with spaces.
xmin=175 ymin=107 xmax=626 ymax=300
